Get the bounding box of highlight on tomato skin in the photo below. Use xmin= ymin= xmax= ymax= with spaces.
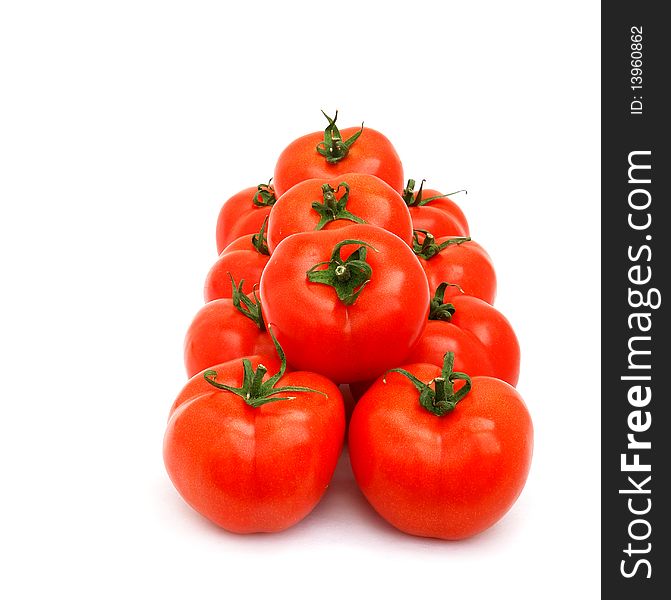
xmin=347 ymin=356 xmax=533 ymax=541
xmin=272 ymin=111 xmax=404 ymax=197
xmin=164 ymin=343 xmax=346 ymax=534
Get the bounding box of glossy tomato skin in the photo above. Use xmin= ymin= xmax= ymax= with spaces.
xmin=415 ymin=187 xmax=469 ymax=231
xmin=216 ymin=186 xmax=274 ymax=254
xmin=408 ymin=295 xmax=520 ymax=386
xmin=273 ymin=126 xmax=404 ymax=197
xmin=260 ymin=225 xmax=430 ymax=383
xmin=418 ymin=237 xmax=497 ymax=305
xmin=205 ymin=234 xmax=270 ymax=301
xmin=348 ymin=364 xmax=533 ymax=540
xmin=164 ymin=361 xmax=345 ymax=533
xmin=406 ymin=186 xmax=469 ymax=238
xmin=267 ymin=173 xmax=413 ymax=252
xmin=183 ymin=297 xmax=275 ymax=377
xmin=409 ymin=204 xmax=468 ymax=238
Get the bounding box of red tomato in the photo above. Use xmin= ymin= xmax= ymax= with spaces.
xmin=412 ymin=230 xmax=497 ymax=304
xmin=260 ymin=224 xmax=430 ymax=383
xmin=267 ymin=173 xmax=413 ymax=252
xmin=273 ymin=111 xmax=404 ymax=197
xmin=402 ymin=179 xmax=469 ymax=237
xmin=348 ymin=352 xmax=533 ymax=540
xmin=407 ymin=284 xmax=520 ymax=386
xmin=215 ymin=182 xmax=276 ymax=254
xmin=184 ymin=281 xmax=275 ymax=377
xmin=205 ymin=220 xmax=270 ymax=301
xmin=164 ymin=343 xmax=345 ymax=533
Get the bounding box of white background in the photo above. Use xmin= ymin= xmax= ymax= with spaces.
xmin=0 ymin=1 xmax=600 ymax=598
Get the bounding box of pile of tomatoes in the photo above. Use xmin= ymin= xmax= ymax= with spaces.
xmin=163 ymin=112 xmax=534 ymax=540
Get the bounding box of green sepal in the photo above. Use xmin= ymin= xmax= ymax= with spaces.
xmin=311 ymin=182 xmax=367 ymax=230
xmin=315 ymin=110 xmax=364 ymax=164
xmin=251 ymin=216 xmax=270 ymax=256
xmin=306 ymin=239 xmax=376 ymax=305
xmin=203 ymin=328 xmax=325 ymax=408
xmin=402 ymin=178 xmax=467 ymax=207
xmin=412 ymin=229 xmax=471 ymax=260
xmin=252 ymin=180 xmax=277 ymax=207
xmin=428 ymin=282 xmax=465 ymax=321
xmin=229 ymin=274 xmax=265 ymax=330
xmin=387 ymin=351 xmax=471 ymax=416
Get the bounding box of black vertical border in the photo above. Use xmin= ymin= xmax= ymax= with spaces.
xmin=602 ymin=1 xmax=669 ymax=596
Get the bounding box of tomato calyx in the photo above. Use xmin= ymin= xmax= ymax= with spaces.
xmin=251 ymin=216 xmax=270 ymax=255
xmin=315 ymin=110 xmax=364 ymax=164
xmin=311 ymin=182 xmax=367 ymax=230
xmin=203 ymin=330 xmax=322 ymax=408
xmin=402 ymin=178 xmax=468 ymax=208
xmin=387 ymin=351 xmax=472 ymax=416
xmin=252 ymin=180 xmax=277 ymax=207
xmin=428 ymin=282 xmax=465 ymax=321
xmin=412 ymin=229 xmax=471 ymax=260
xmin=229 ymin=274 xmax=266 ymax=330
xmin=306 ymin=239 xmax=377 ymax=305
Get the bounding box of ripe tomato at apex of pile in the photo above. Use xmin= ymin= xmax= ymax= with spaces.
xmin=273 ymin=111 xmax=404 ymax=197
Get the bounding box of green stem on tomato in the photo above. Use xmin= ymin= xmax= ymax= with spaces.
xmin=311 ymin=182 xmax=367 ymax=230
xmin=387 ymin=351 xmax=471 ymax=416
xmin=412 ymin=229 xmax=471 ymax=260
xmin=428 ymin=282 xmax=465 ymax=321
xmin=251 ymin=216 xmax=270 ymax=256
xmin=306 ymin=239 xmax=377 ymax=305
xmin=229 ymin=273 xmax=266 ymax=330
xmin=402 ymin=178 xmax=467 ymax=207
xmin=204 ymin=328 xmax=324 ymax=408
xmin=315 ymin=110 xmax=364 ymax=164
xmin=252 ymin=180 xmax=277 ymax=207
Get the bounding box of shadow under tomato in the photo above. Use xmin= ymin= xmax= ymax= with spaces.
xmin=159 ymin=447 xmax=522 ymax=548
